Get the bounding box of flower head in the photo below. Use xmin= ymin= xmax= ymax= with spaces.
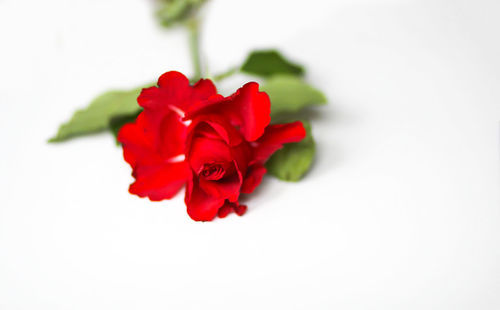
xmin=119 ymin=71 xmax=305 ymax=221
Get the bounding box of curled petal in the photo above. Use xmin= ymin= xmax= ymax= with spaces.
xmin=241 ymin=164 xmax=267 ymax=194
xmin=230 ymin=142 xmax=252 ymax=178
xmin=185 ymin=82 xmax=271 ymax=142
xmin=253 ymin=121 xmax=306 ymax=163
xmin=187 ymin=137 xmax=232 ymax=174
xmin=199 ymin=162 xmax=241 ymax=202
xmin=187 ymin=114 xmax=243 ymax=146
xmin=229 ymin=82 xmax=271 ymax=141
xmin=185 ymin=175 xmax=225 ymax=221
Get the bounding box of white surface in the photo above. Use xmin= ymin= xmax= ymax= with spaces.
xmin=1 ymin=0 xmax=499 ymax=309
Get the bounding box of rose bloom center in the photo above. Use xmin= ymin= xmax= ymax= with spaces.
xmin=199 ymin=163 xmax=225 ymax=181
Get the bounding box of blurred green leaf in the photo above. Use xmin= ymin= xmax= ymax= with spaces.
xmin=49 ymin=85 xmax=150 ymax=143
xmin=241 ymin=50 xmax=304 ymax=78
xmin=262 ymin=75 xmax=326 ymax=119
xmin=266 ymin=121 xmax=315 ymax=182
xmin=156 ymin=0 xmax=207 ymax=28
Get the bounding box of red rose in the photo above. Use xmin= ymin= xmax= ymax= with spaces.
xmin=118 ymin=71 xmax=306 ymax=221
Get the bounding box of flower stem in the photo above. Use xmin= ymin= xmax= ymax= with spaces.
xmin=187 ymin=18 xmax=202 ymax=80
xmin=212 ymin=66 xmax=238 ymax=82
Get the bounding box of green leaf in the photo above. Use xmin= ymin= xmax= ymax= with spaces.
xmin=241 ymin=50 xmax=304 ymax=78
xmin=156 ymin=0 xmax=207 ymax=28
xmin=49 ymin=85 xmax=150 ymax=143
xmin=266 ymin=121 xmax=315 ymax=182
xmin=261 ymin=75 xmax=327 ymax=119
xmin=109 ymin=110 xmax=142 ymax=145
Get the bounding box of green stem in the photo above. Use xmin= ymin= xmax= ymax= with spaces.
xmin=212 ymin=66 xmax=238 ymax=82
xmin=187 ymin=18 xmax=202 ymax=80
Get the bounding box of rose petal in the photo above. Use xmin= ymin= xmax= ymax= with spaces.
xmin=217 ymin=201 xmax=248 ymax=218
xmin=118 ymin=113 xmax=162 ymax=168
xmin=241 ymin=164 xmax=267 ymax=194
xmin=158 ymin=111 xmax=187 ymax=158
xmin=230 ymin=142 xmax=253 ymax=179
xmin=185 ymin=176 xmax=225 ymax=221
xmin=157 ymin=71 xmax=190 ymax=89
xmin=187 ymin=137 xmax=232 ymax=174
xmin=185 ymin=82 xmax=271 ymax=142
xmin=118 ymin=111 xmax=186 ymax=166
xmin=199 ymin=167 xmax=241 ymax=201
xmin=188 ymin=114 xmax=243 ymax=146
xmin=229 ymin=82 xmax=271 ymax=141
xmin=234 ymin=204 xmax=247 ymax=216
xmin=129 ymin=161 xmax=189 ymax=201
xmin=139 ymin=72 xmax=188 ymax=111
xmin=217 ymin=203 xmax=233 ymax=218
xmin=253 ymin=121 xmax=306 ymax=163
xmin=192 ymin=78 xmax=219 ymax=103
xmin=138 ymin=71 xmax=217 ymax=115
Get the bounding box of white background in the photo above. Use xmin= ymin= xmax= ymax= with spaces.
xmin=1 ymin=0 xmax=499 ymax=309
